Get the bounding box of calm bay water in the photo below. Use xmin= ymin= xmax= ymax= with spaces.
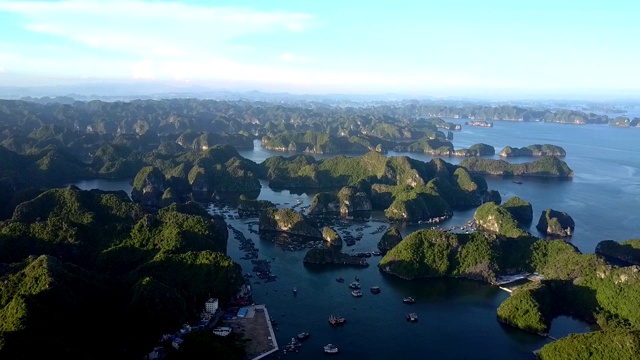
xmin=72 ymin=122 xmax=640 ymax=359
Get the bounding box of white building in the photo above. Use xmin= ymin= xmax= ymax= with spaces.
xmin=205 ymin=298 xmax=219 ymax=314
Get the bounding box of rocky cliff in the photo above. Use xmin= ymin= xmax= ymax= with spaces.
xmin=377 ymin=226 xmax=403 ymax=254
xmin=322 ymin=227 xmax=343 ymax=247
xmin=536 ymin=209 xmax=575 ymax=237
xmin=308 ymin=186 xmax=372 ymax=216
xmin=259 ymin=208 xmax=322 ymax=239
xmin=131 ymin=166 xmax=165 ymax=207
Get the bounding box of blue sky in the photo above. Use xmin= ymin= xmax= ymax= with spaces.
xmin=0 ymin=0 xmax=639 ymax=98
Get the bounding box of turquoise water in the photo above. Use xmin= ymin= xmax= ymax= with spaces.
xmin=72 ymin=121 xmax=639 ymax=359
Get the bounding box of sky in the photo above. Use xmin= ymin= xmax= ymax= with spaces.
xmin=0 ymin=0 xmax=639 ymax=98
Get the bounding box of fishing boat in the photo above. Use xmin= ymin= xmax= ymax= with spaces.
xmin=324 ymin=343 xmax=339 ymax=354
xmin=348 ymin=281 xmax=361 ymax=289
xmin=406 ymin=312 xmax=418 ymax=322
xmin=286 ymin=338 xmax=302 ymax=351
xmin=403 ymin=296 xmax=416 ymax=304
xmin=351 ymin=289 xmax=363 ymax=297
xmin=329 ymin=315 xmax=346 ymax=326
xmin=297 ymin=332 xmax=310 ymax=340
xmin=370 ymin=286 xmax=381 ymax=294
xmin=336 ymin=277 xmax=345 ymax=283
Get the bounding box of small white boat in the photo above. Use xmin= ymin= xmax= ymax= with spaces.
xmin=406 ymin=312 xmax=418 ymax=322
xmin=324 ymin=343 xmax=339 ymax=354
xmin=351 ymin=289 xmax=363 ymax=297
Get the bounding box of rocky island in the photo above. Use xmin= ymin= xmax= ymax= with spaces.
xmin=501 ymin=196 xmax=534 ymax=224
xmin=259 ymin=208 xmax=323 ymax=240
xmin=473 ymin=201 xmax=530 ymax=239
xmin=308 ymin=186 xmax=372 ymax=216
xmin=536 ymin=208 xmax=575 ymax=237
xmin=465 ymin=120 xmax=494 ymax=127
xmin=459 ymin=155 xmax=573 ymax=178
xmin=499 ymin=144 xmax=566 ymax=157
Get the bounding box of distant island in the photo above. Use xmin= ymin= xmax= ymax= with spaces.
xmin=499 ymin=144 xmax=566 ymax=157
xmin=459 ymin=155 xmax=573 ymax=178
xmin=465 ymin=120 xmax=493 ymax=127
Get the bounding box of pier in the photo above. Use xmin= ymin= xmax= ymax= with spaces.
xmin=496 ymin=272 xmax=545 ymax=294
xmin=224 ymin=304 xmax=279 ymax=360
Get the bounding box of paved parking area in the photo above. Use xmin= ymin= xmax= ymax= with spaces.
xmin=224 ymin=305 xmax=278 ymax=360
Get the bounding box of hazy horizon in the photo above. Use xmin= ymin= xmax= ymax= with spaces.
xmin=1 ymin=0 xmax=639 ymax=100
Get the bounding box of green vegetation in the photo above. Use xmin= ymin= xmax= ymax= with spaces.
xmin=469 ymin=143 xmax=495 ymax=155
xmin=405 ymin=137 xmax=454 ymax=155
xmin=377 ymin=226 xmax=403 ymax=253
xmin=459 ymin=156 xmax=573 ymax=178
xmin=238 ymin=195 xmax=275 ymax=215
xmin=499 ymin=144 xmax=566 ymax=157
xmin=596 ymin=239 xmax=640 ymax=265
xmin=261 ymin=130 xmax=379 ymax=154
xmin=379 ymin=230 xmax=460 ymax=278
xmin=502 ymin=196 xmax=533 ymax=224
xmin=259 ymin=208 xmax=322 ymax=239
xmin=378 ymin=224 xmax=640 ymax=352
xmin=0 ymin=187 xmax=242 ymax=358
xmin=264 ymin=152 xmax=490 ymax=222
xmin=497 ymin=282 xmax=552 ymax=333
xmin=538 ymin=330 xmax=640 ymax=360
xmin=0 ymin=97 xmax=636 ymax=358
xmin=379 ymin=229 xmax=500 ymax=281
xmin=474 ymin=202 xmax=530 ymax=238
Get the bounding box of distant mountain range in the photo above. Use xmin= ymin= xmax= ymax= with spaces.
xmin=1 ymin=81 xmax=640 ymax=112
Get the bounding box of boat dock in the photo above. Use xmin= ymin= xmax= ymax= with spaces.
xmin=224 ymin=304 xmax=279 ymax=360
xmin=497 ymin=272 xmax=545 ymax=294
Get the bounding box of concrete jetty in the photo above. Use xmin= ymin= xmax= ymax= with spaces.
xmin=224 ymin=304 xmax=279 ymax=360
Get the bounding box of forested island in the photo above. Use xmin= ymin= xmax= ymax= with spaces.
xmin=379 ymin=200 xmax=640 ymax=359
xmin=499 ymin=144 xmax=566 ymax=158
xmin=0 ymin=96 xmax=638 ymax=359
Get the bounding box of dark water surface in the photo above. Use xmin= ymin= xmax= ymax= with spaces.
xmin=73 ymin=122 xmax=639 ymax=359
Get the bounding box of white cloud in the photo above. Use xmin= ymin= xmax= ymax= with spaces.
xmin=0 ymin=1 xmax=535 ymax=92
xmin=0 ymin=1 xmax=314 ymax=60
